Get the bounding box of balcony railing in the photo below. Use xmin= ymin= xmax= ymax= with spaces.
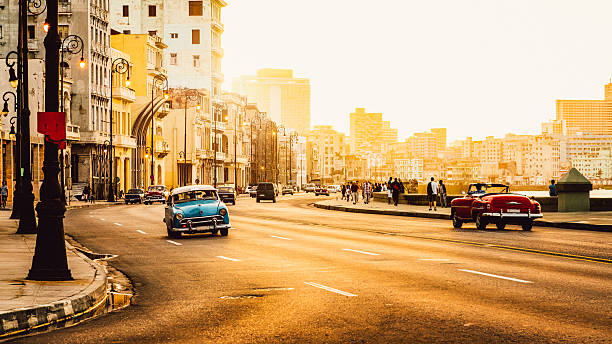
xmin=66 ymin=124 xmax=80 ymax=141
xmin=215 ymin=151 xmax=225 ymax=161
xmin=112 ymin=86 xmax=136 ymax=102
xmin=156 ymin=102 xmax=170 ymax=119
xmin=27 ymin=39 xmax=39 ymax=51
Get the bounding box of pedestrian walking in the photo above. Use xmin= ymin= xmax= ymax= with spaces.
xmin=427 ymin=177 xmax=438 ymax=211
xmin=1 ymin=181 xmax=8 ymax=209
xmin=363 ymin=181 xmax=372 ymax=204
xmin=398 ymin=178 xmax=405 ymax=194
xmin=341 ymin=184 xmax=346 ymax=199
xmin=439 ymin=180 xmax=447 ymax=207
xmin=392 ymin=178 xmax=400 ymax=206
xmin=351 ymin=181 xmax=359 ymax=204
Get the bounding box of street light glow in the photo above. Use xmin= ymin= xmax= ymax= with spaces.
xmin=42 ymin=20 xmax=50 ymax=33
xmin=125 ymin=78 xmax=131 ymax=87
xmin=79 ymin=58 xmax=86 ymax=69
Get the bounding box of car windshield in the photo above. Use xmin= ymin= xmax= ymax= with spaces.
xmin=173 ymin=190 xmax=218 ymax=203
xmin=128 ymin=189 xmax=143 ymax=194
xmin=219 ymin=187 xmax=234 ymax=193
xmin=468 ymin=185 xmax=509 ymax=195
xmin=148 ymin=186 xmax=165 ymax=192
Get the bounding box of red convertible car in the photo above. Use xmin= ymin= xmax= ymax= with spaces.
xmin=450 ymin=183 xmax=542 ymax=231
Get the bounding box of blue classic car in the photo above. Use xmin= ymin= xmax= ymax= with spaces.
xmin=163 ymin=185 xmax=231 ymax=238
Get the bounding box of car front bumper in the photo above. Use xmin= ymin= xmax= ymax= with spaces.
xmin=171 ymin=217 xmax=231 ymax=233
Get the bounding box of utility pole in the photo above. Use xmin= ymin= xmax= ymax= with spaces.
xmin=28 ymin=0 xmax=72 ymax=281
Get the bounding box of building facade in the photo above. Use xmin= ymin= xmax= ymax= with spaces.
xmin=233 ymin=69 xmax=311 ymax=135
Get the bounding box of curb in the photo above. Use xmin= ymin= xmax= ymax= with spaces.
xmin=314 ymin=202 xmax=612 ymax=232
xmin=0 ymin=243 xmax=108 ymax=340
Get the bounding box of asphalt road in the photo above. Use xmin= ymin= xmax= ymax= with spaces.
xmin=12 ymin=194 xmax=611 ymax=343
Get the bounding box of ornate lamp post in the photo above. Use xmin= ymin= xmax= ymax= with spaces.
xmin=28 ymin=0 xmax=73 ymax=281
xmin=108 ymin=58 xmax=130 ymax=201
xmin=177 ymin=151 xmax=185 ymax=186
xmin=149 ymin=74 xmax=168 ymax=188
xmin=59 ymin=34 xmax=85 ymax=204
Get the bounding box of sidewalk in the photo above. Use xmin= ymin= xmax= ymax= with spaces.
xmin=315 ymin=198 xmax=612 ymax=231
xmin=0 ymin=213 xmax=108 ymax=340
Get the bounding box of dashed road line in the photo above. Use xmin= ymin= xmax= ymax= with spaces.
xmin=166 ymin=240 xmax=182 ymax=246
xmin=420 ymin=258 xmax=451 ymax=262
xmin=100 ymin=218 xmax=105 ymax=221
xmin=114 ymin=222 xmax=123 ymax=227
xmin=342 ymin=248 xmax=379 ymax=256
xmin=136 ymin=230 xmax=147 ymax=235
xmin=217 ymin=256 xmax=241 ymax=262
xmin=270 ymin=235 xmax=292 ymax=241
xmin=458 ymin=269 xmax=533 ymax=283
xmin=304 ymin=282 xmax=358 ymax=297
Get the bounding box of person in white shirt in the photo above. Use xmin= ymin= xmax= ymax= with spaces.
xmin=426 ymin=177 xmax=439 ymax=211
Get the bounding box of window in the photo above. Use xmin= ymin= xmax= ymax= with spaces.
xmin=0 ymin=26 xmax=3 ymax=40
xmin=27 ymin=25 xmax=35 ymax=39
xmin=58 ymin=25 xmax=69 ymax=40
xmin=193 ymin=55 xmax=200 ymax=68
xmin=122 ymin=5 xmax=129 ymax=17
xmin=191 ymin=29 xmax=200 ymax=44
xmin=148 ymin=5 xmax=156 ymax=17
xmin=189 ymin=1 xmax=203 ymax=16
xmin=170 ymin=33 xmax=178 ymax=39
xmin=170 ymin=53 xmax=177 ymax=65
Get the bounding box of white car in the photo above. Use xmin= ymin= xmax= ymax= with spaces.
xmin=327 ymin=185 xmax=340 ymax=193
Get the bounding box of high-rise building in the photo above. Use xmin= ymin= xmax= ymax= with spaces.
xmin=349 ymin=108 xmax=397 ymax=154
xmin=307 ymin=125 xmax=347 ymax=184
xmin=232 ymin=69 xmax=311 ymax=135
xmin=109 ymin=0 xmax=226 ymax=95
xmin=553 ymin=82 xmax=612 ymax=135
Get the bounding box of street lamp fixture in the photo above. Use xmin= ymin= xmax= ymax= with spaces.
xmin=79 ymin=57 xmax=86 ymax=69
xmin=6 ymin=51 xmax=19 ymax=89
xmin=43 ymin=20 xmax=49 ymax=33
xmin=125 ymin=78 xmax=131 ymax=87
xmin=9 ymin=117 xmax=17 ymax=140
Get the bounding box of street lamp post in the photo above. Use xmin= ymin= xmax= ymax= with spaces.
xmin=108 ymin=57 xmax=130 ymax=201
xmin=59 ymin=34 xmax=85 ymax=204
xmin=249 ymin=113 xmax=262 ymax=185
xmin=177 ymin=151 xmax=185 ymax=186
xmin=5 ymin=53 xmax=20 ymax=221
xmin=28 ymin=0 xmax=73 ymax=281
xmin=149 ymin=75 xmax=168 ymax=188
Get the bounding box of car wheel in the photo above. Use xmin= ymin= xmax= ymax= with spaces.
xmin=232 ymin=201 xmax=236 ymax=205
xmin=452 ymin=211 xmax=462 ymax=229
xmin=496 ymin=222 xmax=506 ymax=230
xmin=210 ymin=229 xmax=219 ymax=236
xmin=167 ymin=224 xmax=181 ymax=238
xmin=125 ymin=201 xmax=129 ymax=205
xmin=475 ymin=213 xmax=488 ymax=230
xmin=256 ymin=198 xmax=260 ymax=203
xmin=273 ymin=197 xmax=276 ymax=203
xmin=220 ymin=229 xmax=229 ymax=236
xmin=522 ymin=221 xmax=533 ymax=231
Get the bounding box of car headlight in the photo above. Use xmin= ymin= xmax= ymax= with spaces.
xmin=176 ymin=213 xmax=183 ymax=220
xmin=219 ymin=208 xmax=227 ymax=216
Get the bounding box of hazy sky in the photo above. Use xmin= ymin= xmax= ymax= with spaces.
xmin=222 ymin=0 xmax=612 ymax=142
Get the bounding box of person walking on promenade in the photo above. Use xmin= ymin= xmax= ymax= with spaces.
xmin=351 ymin=181 xmax=359 ymax=204
xmin=439 ymin=180 xmax=447 ymax=207
xmin=549 ymin=180 xmax=558 ymax=196
xmin=427 ymin=177 xmax=438 ymax=211
xmin=341 ymin=184 xmax=346 ymax=199
xmin=391 ymin=178 xmax=400 ymax=206
xmin=346 ymin=183 xmax=352 ymax=202
xmin=0 ymin=181 xmax=8 ymax=209
xmin=363 ymin=181 xmax=372 ymax=204
xmin=82 ymin=184 xmax=91 ymax=202
xmin=398 ymin=178 xmax=405 ymax=194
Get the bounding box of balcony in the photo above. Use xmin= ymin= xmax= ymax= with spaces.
xmin=212 ymin=121 xmax=225 ymax=132
xmin=156 ymin=102 xmax=169 ymax=119
xmin=215 ymin=151 xmax=226 ymax=161
xmin=113 ymin=134 xmax=137 ymax=149
xmin=212 ymin=46 xmax=224 ymax=57
xmin=155 ymin=139 xmax=170 ymax=158
xmin=27 ymin=39 xmax=39 ymax=51
xmin=66 ymin=124 xmax=80 ymax=141
xmin=112 ymin=86 xmax=135 ymax=102
xmin=212 ymin=18 xmax=224 ymax=32
xmin=196 ymin=148 xmax=213 ymax=160
xmin=59 ymin=1 xmax=72 ymax=14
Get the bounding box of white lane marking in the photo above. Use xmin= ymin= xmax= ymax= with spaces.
xmin=114 ymin=222 xmax=123 ymax=227
xmin=100 ymin=218 xmax=105 ymax=221
xmin=459 ymin=269 xmax=533 ymax=284
xmin=304 ymin=282 xmax=358 ymax=297
xmin=342 ymin=248 xmax=379 ymax=256
xmin=166 ymin=240 xmax=182 ymax=246
xmin=136 ymin=230 xmax=147 ymax=235
xmin=270 ymin=235 xmax=292 ymax=241
xmin=420 ymin=258 xmax=451 ymax=262
xmin=217 ymin=256 xmax=241 ymax=262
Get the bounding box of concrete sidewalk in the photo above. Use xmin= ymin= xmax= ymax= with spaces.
xmin=315 ymin=198 xmax=612 ymax=231
xmin=0 ymin=213 xmax=108 ymax=340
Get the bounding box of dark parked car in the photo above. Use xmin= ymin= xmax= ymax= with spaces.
xmin=124 ymin=188 xmax=145 ymax=204
xmin=218 ymin=186 xmax=236 ymax=205
xmin=256 ymin=182 xmax=276 ymax=203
